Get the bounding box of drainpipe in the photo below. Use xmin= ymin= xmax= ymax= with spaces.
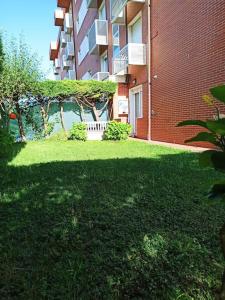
xmin=71 ymin=0 xmax=77 ymax=79
xmin=147 ymin=0 xmax=152 ymax=140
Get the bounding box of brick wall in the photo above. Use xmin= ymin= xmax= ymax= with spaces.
xmin=151 ymin=0 xmax=225 ymax=146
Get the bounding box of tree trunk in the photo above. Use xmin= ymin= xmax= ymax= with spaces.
xmin=92 ymin=106 xmax=100 ymax=122
xmin=80 ymin=104 xmax=85 ymax=122
xmin=40 ymin=104 xmax=48 ymax=133
xmin=218 ymin=223 xmax=225 ymax=300
xmin=15 ymin=102 xmax=26 ymax=142
xmin=59 ymin=101 xmax=67 ymax=135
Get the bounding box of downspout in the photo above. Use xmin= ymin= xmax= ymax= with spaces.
xmin=71 ymin=0 xmax=77 ymax=79
xmin=147 ymin=0 xmax=152 ymax=140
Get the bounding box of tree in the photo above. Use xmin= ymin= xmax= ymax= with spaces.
xmin=177 ymin=85 xmax=225 ymax=299
xmin=0 ymin=35 xmax=43 ymax=141
xmin=0 ymin=32 xmax=4 ymax=74
xmin=36 ymin=80 xmax=117 ymax=133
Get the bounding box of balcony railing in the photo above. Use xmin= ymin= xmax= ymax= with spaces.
xmin=62 ymin=55 xmax=72 ymax=70
xmin=55 ymin=58 xmax=61 ymax=69
xmin=65 ymin=42 xmax=75 ymax=60
xmin=61 ymin=31 xmax=67 ymax=48
xmin=64 ymin=13 xmax=73 ymax=33
xmin=54 ymin=8 xmax=65 ymax=26
xmin=87 ymin=0 xmax=97 ymax=8
xmin=54 ymin=67 xmax=60 ymax=75
xmin=111 ymin=0 xmax=145 ymax=23
xmin=113 ymin=43 xmax=146 ymax=75
xmin=92 ymin=72 xmax=109 ymax=81
xmin=88 ymin=20 xmax=108 ymax=54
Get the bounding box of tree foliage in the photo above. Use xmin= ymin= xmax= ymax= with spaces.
xmin=0 ymin=32 xmax=4 ymax=74
xmin=0 ymin=35 xmax=43 ymax=140
xmin=177 ymin=84 xmax=225 ymax=299
xmin=37 ymin=80 xmax=117 ymax=101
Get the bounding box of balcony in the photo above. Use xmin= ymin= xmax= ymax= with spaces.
xmin=54 ymin=67 xmax=60 ymax=75
xmin=92 ymin=72 xmax=109 ymax=81
xmin=54 ymin=8 xmax=65 ymax=26
xmin=49 ymin=41 xmax=59 ymax=60
xmin=57 ymin=0 xmax=70 ymax=9
xmin=113 ymin=43 xmax=146 ymax=75
xmin=65 ymin=42 xmax=75 ymax=60
xmin=64 ymin=13 xmax=73 ymax=34
xmin=61 ymin=31 xmax=67 ymax=47
xmin=111 ymin=0 xmax=145 ymax=23
xmin=55 ymin=58 xmax=61 ymax=69
xmin=87 ymin=0 xmax=97 ymax=8
xmin=62 ymin=55 xmax=72 ymax=70
xmin=88 ymin=20 xmax=108 ymax=55
xmin=108 ymin=75 xmax=127 ymax=83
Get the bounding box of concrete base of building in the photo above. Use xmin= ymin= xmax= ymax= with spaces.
xmin=129 ymin=137 xmax=209 ymax=153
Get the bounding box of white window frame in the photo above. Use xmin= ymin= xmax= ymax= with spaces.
xmin=98 ymin=0 xmax=106 ymax=20
xmin=129 ymin=85 xmax=143 ymax=119
xmin=76 ymin=0 xmax=88 ymax=33
xmin=100 ymin=50 xmax=108 ymax=72
xmin=78 ymin=35 xmax=89 ymax=65
xmin=128 ymin=12 xmax=142 ymax=44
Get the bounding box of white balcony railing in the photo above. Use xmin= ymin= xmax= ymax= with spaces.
xmin=61 ymin=31 xmax=67 ymax=48
xmin=55 ymin=58 xmax=61 ymax=69
xmin=66 ymin=42 xmax=75 ymax=60
xmin=87 ymin=0 xmax=97 ymax=8
xmin=55 ymin=8 xmax=65 ymax=26
xmin=88 ymin=20 xmax=108 ymax=54
xmin=111 ymin=0 xmax=145 ymax=23
xmin=54 ymin=67 xmax=60 ymax=75
xmin=113 ymin=43 xmax=146 ymax=75
xmin=62 ymin=55 xmax=72 ymax=70
xmin=92 ymin=72 xmax=109 ymax=81
xmin=108 ymin=74 xmax=127 ymax=83
xmin=64 ymin=13 xmax=73 ymax=33
xmin=68 ymin=70 xmax=76 ymax=80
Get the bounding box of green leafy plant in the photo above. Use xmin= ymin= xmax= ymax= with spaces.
xmin=0 ymin=128 xmax=13 ymax=158
xmin=69 ymin=122 xmax=87 ymax=141
xmin=104 ymin=121 xmax=132 ymax=141
xmin=177 ymin=84 xmax=225 ymax=299
xmin=43 ymin=122 xmax=54 ymax=137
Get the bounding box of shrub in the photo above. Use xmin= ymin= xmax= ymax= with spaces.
xmin=69 ymin=122 xmax=87 ymax=141
xmin=0 ymin=128 xmax=14 ymax=158
xmin=104 ymin=121 xmax=132 ymax=141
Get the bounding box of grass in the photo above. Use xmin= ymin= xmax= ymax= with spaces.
xmin=0 ymin=140 xmax=225 ymax=299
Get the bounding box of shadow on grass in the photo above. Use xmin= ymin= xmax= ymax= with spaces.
xmin=0 ymin=152 xmax=225 ymax=299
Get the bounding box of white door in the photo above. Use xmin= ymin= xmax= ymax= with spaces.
xmin=129 ymin=86 xmax=143 ymax=135
xmin=129 ymin=16 xmax=142 ymax=43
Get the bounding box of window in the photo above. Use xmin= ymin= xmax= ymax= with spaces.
xmin=99 ymin=1 xmax=106 ymax=20
xmin=100 ymin=51 xmax=108 ymax=72
xmin=78 ymin=36 xmax=89 ymax=64
xmin=128 ymin=14 xmax=142 ymax=43
xmin=112 ymin=24 xmax=120 ymax=57
xmin=76 ymin=0 xmax=88 ymax=33
xmin=134 ymin=90 xmax=143 ymax=118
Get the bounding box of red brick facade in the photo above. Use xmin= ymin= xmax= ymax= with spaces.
xmin=150 ymin=0 xmax=225 ymax=146
xmin=50 ymin=0 xmax=225 ymax=147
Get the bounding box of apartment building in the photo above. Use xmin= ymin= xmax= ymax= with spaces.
xmin=50 ymin=0 xmax=225 ymax=146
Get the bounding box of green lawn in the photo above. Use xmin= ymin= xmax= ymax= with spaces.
xmin=0 ymin=141 xmax=225 ymax=299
